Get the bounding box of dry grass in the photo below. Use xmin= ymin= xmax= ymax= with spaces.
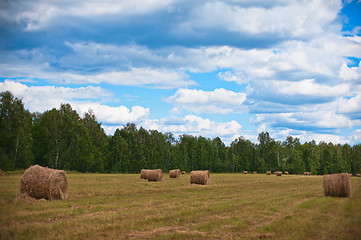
xmin=20 ymin=165 xmax=68 ymax=200
xmin=1 ymin=173 xmax=360 ymax=239
xmin=169 ymin=169 xmax=181 ymax=178
xmin=323 ymin=173 xmax=351 ymax=197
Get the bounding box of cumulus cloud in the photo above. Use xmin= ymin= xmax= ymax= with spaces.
xmin=166 ymin=88 xmax=247 ymax=114
xmin=143 ymin=115 xmax=243 ymax=144
xmin=0 ymin=80 xmax=149 ymax=125
xmin=6 ymin=0 xmax=176 ymax=31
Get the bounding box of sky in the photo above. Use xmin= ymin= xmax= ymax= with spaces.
xmin=1 ymin=0 xmax=361 ymax=145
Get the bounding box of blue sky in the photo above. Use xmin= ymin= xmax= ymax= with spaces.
xmin=1 ymin=0 xmax=361 ymax=145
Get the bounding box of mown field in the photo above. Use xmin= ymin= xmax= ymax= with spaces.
xmin=0 ymin=173 xmax=360 ymax=240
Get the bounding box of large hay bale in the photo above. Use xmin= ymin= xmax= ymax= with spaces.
xmin=190 ymin=170 xmax=210 ymax=185
xmin=169 ymin=169 xmax=181 ymax=178
xmin=243 ymin=171 xmax=247 ymax=174
xmin=284 ymin=171 xmax=289 ymax=175
xmin=323 ymin=173 xmax=350 ymax=197
xmin=0 ymin=169 xmax=4 ymax=176
xmin=140 ymin=169 xmax=151 ymax=179
xmin=147 ymin=169 xmax=163 ymax=182
xmin=252 ymin=171 xmax=257 ymax=174
xmin=304 ymin=172 xmax=311 ymax=176
xmin=357 ymin=173 xmax=361 ymax=177
xmin=181 ymin=171 xmax=186 ymax=175
xmin=20 ymin=165 xmax=68 ymax=200
xmin=266 ymin=171 xmax=271 ymax=175
xmin=276 ymin=171 xmax=282 ymax=176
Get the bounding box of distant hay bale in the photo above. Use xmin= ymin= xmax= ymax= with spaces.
xmin=0 ymin=169 xmax=4 ymax=176
xmin=276 ymin=171 xmax=282 ymax=176
xmin=357 ymin=173 xmax=361 ymax=177
xmin=323 ymin=173 xmax=350 ymax=197
xmin=181 ymin=171 xmax=186 ymax=175
xmin=252 ymin=171 xmax=257 ymax=174
xmin=243 ymin=171 xmax=248 ymax=174
xmin=20 ymin=165 xmax=68 ymax=200
xmin=304 ymin=172 xmax=311 ymax=176
xmin=266 ymin=171 xmax=271 ymax=175
xmin=169 ymin=169 xmax=181 ymax=178
xmin=147 ymin=169 xmax=163 ymax=182
xmin=190 ymin=170 xmax=210 ymax=185
xmin=140 ymin=169 xmax=151 ymax=179
xmin=284 ymin=171 xmax=289 ymax=175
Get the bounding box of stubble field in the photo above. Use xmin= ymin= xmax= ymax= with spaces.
xmin=0 ymin=173 xmax=360 ymax=239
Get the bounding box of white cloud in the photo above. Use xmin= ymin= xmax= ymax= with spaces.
xmin=10 ymin=0 xmax=176 ymax=31
xmin=0 ymin=80 xmax=149 ymax=125
xmin=142 ymin=115 xmax=243 ymax=144
xmin=181 ymin=0 xmax=341 ymax=38
xmin=166 ymin=88 xmax=247 ymax=114
xmin=57 ymin=68 xmax=195 ymax=89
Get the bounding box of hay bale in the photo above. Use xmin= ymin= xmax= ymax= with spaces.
xmin=323 ymin=173 xmax=350 ymax=197
xmin=276 ymin=171 xmax=282 ymax=176
xmin=266 ymin=171 xmax=271 ymax=175
xmin=140 ymin=169 xmax=151 ymax=179
xmin=181 ymin=171 xmax=186 ymax=175
xmin=0 ymin=169 xmax=4 ymax=176
xmin=304 ymin=172 xmax=311 ymax=176
xmin=169 ymin=169 xmax=181 ymax=178
xmin=284 ymin=171 xmax=289 ymax=175
xmin=357 ymin=173 xmax=361 ymax=177
xmin=147 ymin=169 xmax=163 ymax=182
xmin=20 ymin=165 xmax=68 ymax=200
xmin=243 ymin=171 xmax=247 ymax=174
xmin=252 ymin=171 xmax=257 ymax=174
xmin=190 ymin=170 xmax=210 ymax=185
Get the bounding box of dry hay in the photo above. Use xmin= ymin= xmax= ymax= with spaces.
xmin=140 ymin=169 xmax=151 ymax=179
xmin=147 ymin=169 xmax=163 ymax=182
xmin=181 ymin=171 xmax=186 ymax=175
xmin=243 ymin=171 xmax=248 ymax=174
xmin=169 ymin=169 xmax=181 ymax=178
xmin=190 ymin=170 xmax=210 ymax=185
xmin=20 ymin=165 xmax=68 ymax=200
xmin=284 ymin=171 xmax=289 ymax=175
xmin=357 ymin=173 xmax=361 ymax=177
xmin=323 ymin=173 xmax=350 ymax=197
xmin=0 ymin=169 xmax=4 ymax=176
xmin=266 ymin=171 xmax=271 ymax=175
xmin=304 ymin=172 xmax=311 ymax=176
xmin=276 ymin=171 xmax=282 ymax=176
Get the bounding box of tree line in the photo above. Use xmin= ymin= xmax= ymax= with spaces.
xmin=1 ymin=91 xmax=361 ymax=175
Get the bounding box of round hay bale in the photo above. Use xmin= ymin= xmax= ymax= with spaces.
xmin=169 ymin=169 xmax=181 ymax=178
xmin=181 ymin=171 xmax=186 ymax=175
xmin=323 ymin=173 xmax=350 ymax=197
xmin=0 ymin=169 xmax=4 ymax=176
xmin=276 ymin=171 xmax=282 ymax=176
xmin=190 ymin=170 xmax=210 ymax=185
xmin=20 ymin=165 xmax=68 ymax=200
xmin=266 ymin=171 xmax=271 ymax=175
xmin=243 ymin=171 xmax=247 ymax=174
xmin=140 ymin=169 xmax=151 ymax=179
xmin=357 ymin=173 xmax=361 ymax=177
xmin=252 ymin=171 xmax=257 ymax=174
xmin=147 ymin=169 xmax=163 ymax=182
xmin=284 ymin=171 xmax=289 ymax=175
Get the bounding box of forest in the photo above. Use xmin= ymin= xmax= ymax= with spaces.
xmin=1 ymin=91 xmax=361 ymax=175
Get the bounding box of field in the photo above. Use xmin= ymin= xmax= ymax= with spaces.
xmin=1 ymin=173 xmax=361 ymax=240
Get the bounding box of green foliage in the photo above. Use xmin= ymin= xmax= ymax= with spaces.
xmin=0 ymin=91 xmax=33 ymax=171
xmin=1 ymin=90 xmax=361 ymax=174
